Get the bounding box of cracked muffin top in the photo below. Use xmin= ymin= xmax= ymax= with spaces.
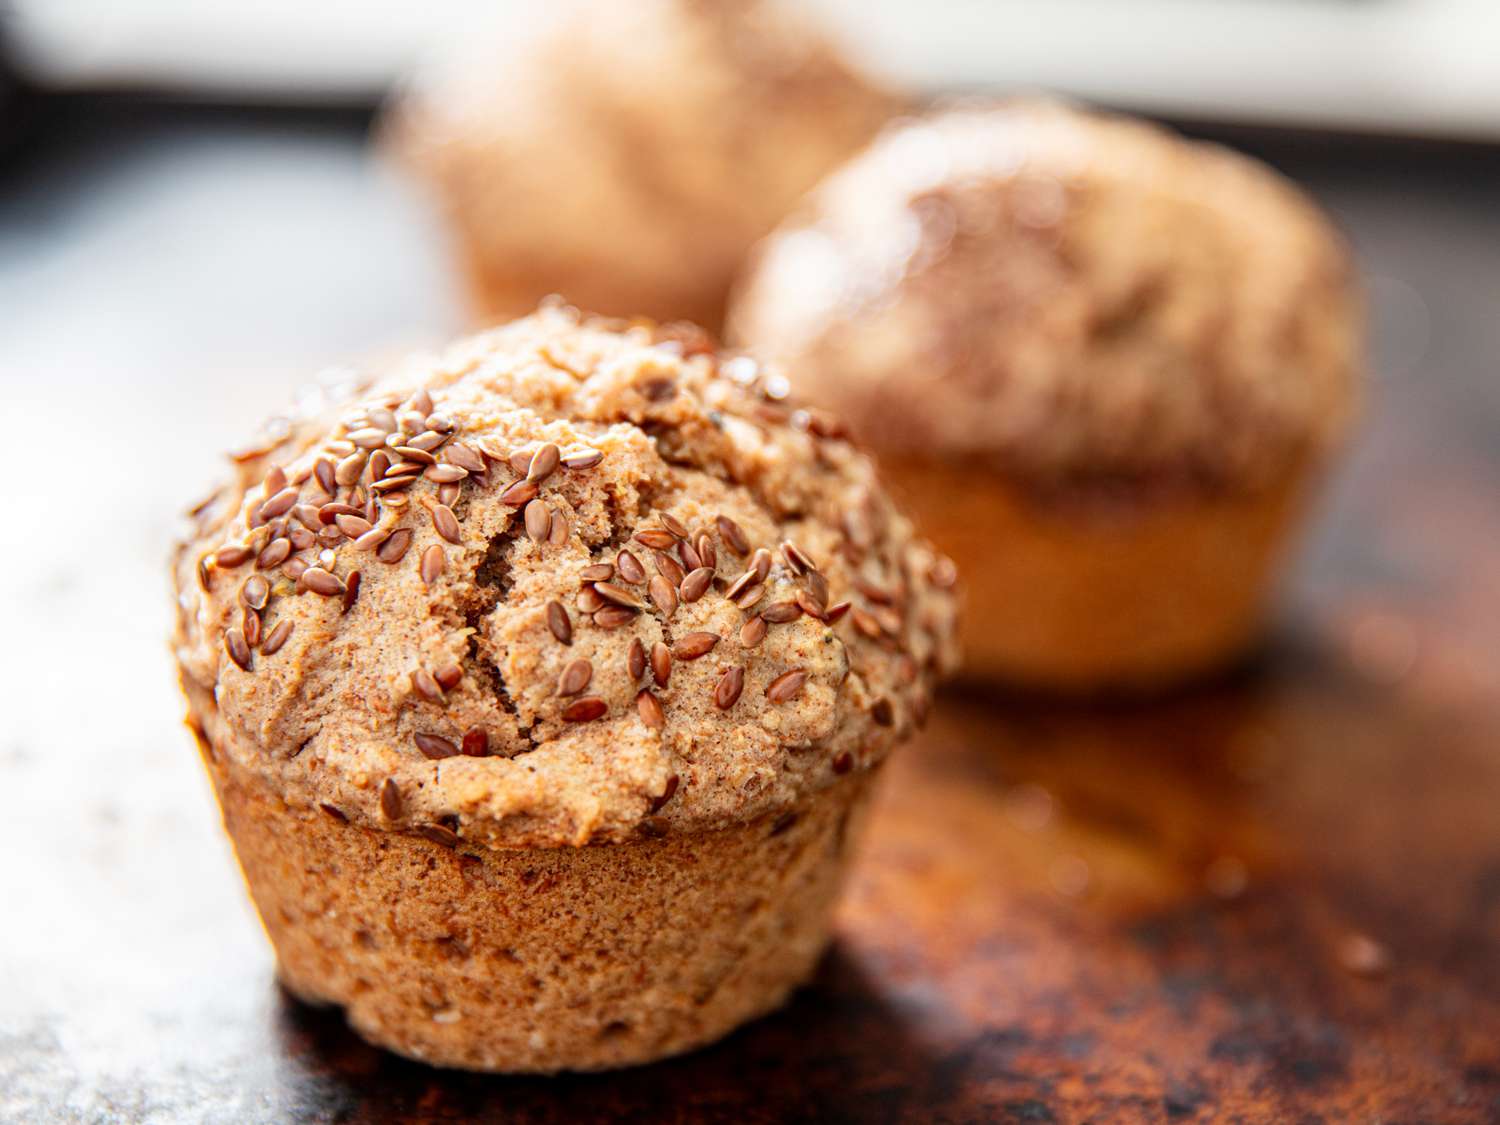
xmin=383 ymin=0 xmax=896 ymax=329
xmin=729 ymin=99 xmax=1364 ymax=494
xmin=172 ymin=305 xmax=959 ymax=848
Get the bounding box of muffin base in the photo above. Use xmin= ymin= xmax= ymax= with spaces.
xmin=207 ymin=754 xmax=872 ymax=1073
xmin=885 ymin=457 xmax=1314 ymax=691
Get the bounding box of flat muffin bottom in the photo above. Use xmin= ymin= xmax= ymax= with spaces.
xmin=883 ymin=456 xmax=1315 ymax=692
xmin=207 ymin=755 xmax=873 ymax=1073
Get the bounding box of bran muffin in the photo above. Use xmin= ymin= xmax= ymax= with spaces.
xmin=383 ymin=0 xmax=896 ymax=333
xmin=171 ymin=305 xmax=958 ymax=1072
xmin=730 ymin=99 xmax=1363 ymax=690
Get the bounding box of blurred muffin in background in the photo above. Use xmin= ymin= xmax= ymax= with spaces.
xmin=385 ymin=0 xmax=896 ymax=332
xmin=730 ymin=99 xmax=1363 ymax=691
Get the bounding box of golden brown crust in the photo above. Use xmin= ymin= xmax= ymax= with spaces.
xmin=730 ymin=98 xmax=1364 ymax=492
xmin=172 ymin=306 xmax=957 ymax=849
xmin=883 ymin=455 xmax=1312 ymax=690
xmin=209 ymin=747 xmax=873 ymax=1073
xmin=384 ymin=0 xmax=897 ymax=330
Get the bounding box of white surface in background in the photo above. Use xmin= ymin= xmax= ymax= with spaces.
xmin=0 ymin=123 xmax=459 ymax=1115
xmin=7 ymin=0 xmax=1500 ymax=138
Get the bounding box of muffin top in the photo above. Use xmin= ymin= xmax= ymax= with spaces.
xmin=730 ymin=99 xmax=1364 ymax=494
xmin=385 ymin=0 xmax=896 ymax=328
xmin=173 ymin=306 xmax=958 ymax=848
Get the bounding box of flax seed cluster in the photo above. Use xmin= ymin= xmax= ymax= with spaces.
xmin=730 ymin=99 xmax=1362 ymax=493
xmin=173 ymin=305 xmax=958 ymax=849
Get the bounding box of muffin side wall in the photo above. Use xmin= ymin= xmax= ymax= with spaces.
xmin=206 ymin=750 xmax=875 ymax=1072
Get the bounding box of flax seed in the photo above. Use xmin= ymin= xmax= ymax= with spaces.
xmin=378 ymin=528 xmax=413 ymax=563
xmin=214 ymin=544 xmax=252 ymax=569
xmin=649 ymin=575 xmax=678 ymax=618
xmin=546 ymin=600 xmax=573 ymax=645
xmin=713 ymin=665 xmax=745 ymax=710
xmin=716 ymin=514 xmax=749 ymax=555
xmin=301 ymin=567 xmax=343 ymax=597
xmin=678 ymin=539 xmax=702 ymax=572
xmin=649 ymin=774 xmax=679 ymax=813
xmin=739 ymin=615 xmax=767 ymax=648
xmin=577 ymin=586 xmax=606 ymax=613
xmin=430 ymin=504 xmax=461 ymax=544
xmin=804 ymin=569 xmax=830 ymax=607
xmin=225 ymin=627 xmax=252 ymax=670
xmin=651 ymin=641 xmax=672 ymax=686
xmin=654 ymin=551 xmax=686 ymax=587
xmin=761 ymin=601 xmax=801 ymax=624
xmin=557 ymin=658 xmax=592 ymax=696
xmin=781 ymin=540 xmax=814 ymax=576
xmin=426 ymin=464 xmax=467 ymax=485
xmin=562 ymin=447 xmax=602 ymax=469
xmin=594 ymin=605 xmax=636 ymax=628
xmin=334 ymin=453 xmax=365 ymax=486
xmin=549 ymin=511 xmax=569 ymax=546
xmin=257 ymin=538 xmax=292 ymax=570
xmin=314 ymin=458 xmax=336 ymax=494
xmin=579 ymin=563 xmax=614 ymax=583
xmin=353 ymin=526 xmax=390 ymax=552
xmin=501 ymin=479 xmax=538 ymax=507
xmin=240 ymin=575 xmax=270 ymax=611
xmin=627 ymin=637 xmax=647 ymax=680
xmin=795 ymin=590 xmax=828 ymax=621
xmin=527 ymin=442 xmax=560 ymax=483
xmin=594 ymin=582 xmax=644 ymax=610
xmin=523 ymin=500 xmax=551 ymax=543
xmin=413 ymin=668 xmax=444 ymax=701
xmin=261 ymin=619 xmax=293 ymax=655
xmin=335 ymin=513 xmax=373 ymax=539
xmin=674 ymin=632 xmax=719 ymax=660
xmin=391 ymin=445 xmax=437 ymax=466
xmin=341 ymin=570 xmax=362 ymax=612
xmin=435 ymin=664 xmax=463 ymax=690
xmin=634 ymin=528 xmax=677 ymax=551
xmin=731 ymin=582 xmax=765 ymax=610
xmin=462 ymin=728 xmax=489 ymax=757
xmin=379 ymin=778 xmax=402 ymax=820
xmin=259 ymin=487 xmax=300 ymax=522
xmin=616 ymin=550 xmax=646 ymax=585
xmin=637 ymin=690 xmax=664 ymax=730
xmin=446 ymin=442 xmax=487 ymax=473
xmin=694 ymin=533 xmax=716 ymax=571
xmin=826 ymin=601 xmax=852 ymax=623
xmin=680 ymin=567 xmax=713 ymax=603
xmin=750 ymin=548 xmax=773 ymax=583
xmin=242 ymin=607 xmax=262 ymax=647
xmin=562 ymin=696 xmax=607 ymax=722
xmin=766 ymin=669 xmax=807 ymax=703
xmin=415 ymin=732 xmax=459 ymax=759
xmin=508 ymin=448 xmax=533 ymax=476
xmin=419 ymin=545 xmax=445 ymax=586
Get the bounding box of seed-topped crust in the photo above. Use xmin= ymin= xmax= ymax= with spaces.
xmin=172 ymin=305 xmax=958 ymax=848
xmin=730 ymin=98 xmax=1364 ymax=495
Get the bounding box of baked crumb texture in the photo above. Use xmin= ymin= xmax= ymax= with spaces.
xmin=173 ymin=305 xmax=958 ymax=852
xmin=208 ymin=742 xmax=874 ymax=1073
xmin=385 ymin=0 xmax=896 ymax=330
xmin=730 ymin=98 xmax=1363 ymax=495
